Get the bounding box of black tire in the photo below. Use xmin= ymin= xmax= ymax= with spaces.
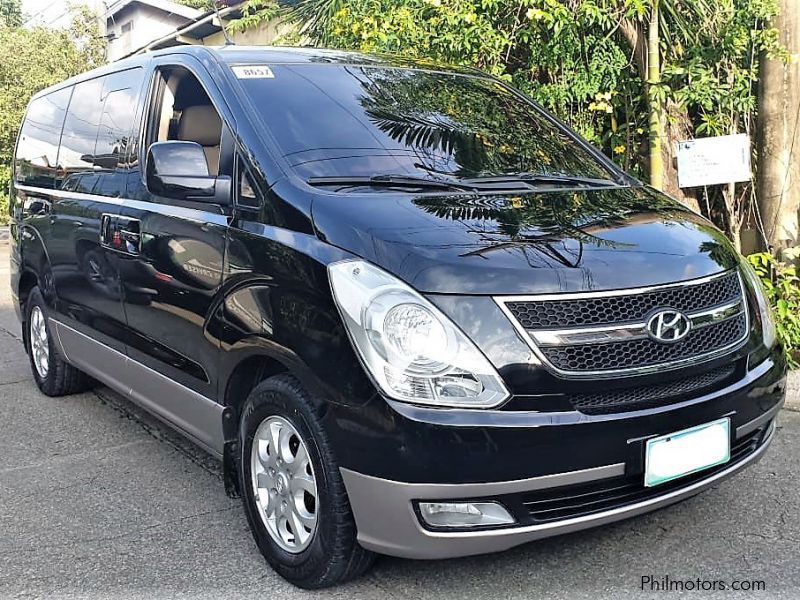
xmin=238 ymin=374 xmax=375 ymax=588
xmin=25 ymin=286 xmax=91 ymax=397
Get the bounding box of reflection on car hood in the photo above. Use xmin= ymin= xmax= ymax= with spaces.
xmin=311 ymin=186 xmax=741 ymax=295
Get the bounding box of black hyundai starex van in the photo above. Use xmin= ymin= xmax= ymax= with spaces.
xmin=8 ymin=46 xmax=786 ymax=588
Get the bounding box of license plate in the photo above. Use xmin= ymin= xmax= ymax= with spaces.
xmin=644 ymin=418 xmax=731 ymax=487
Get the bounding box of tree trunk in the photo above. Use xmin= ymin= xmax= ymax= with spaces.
xmin=647 ymin=0 xmax=664 ymax=191
xmin=661 ymin=100 xmax=701 ymax=212
xmin=723 ymin=181 xmax=743 ymax=252
xmin=619 ymin=14 xmax=699 ymax=212
xmin=757 ymin=0 xmax=800 ymax=254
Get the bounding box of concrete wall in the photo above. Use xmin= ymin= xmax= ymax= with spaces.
xmin=106 ymin=4 xmax=194 ymax=62
xmin=201 ymin=18 xmax=295 ymax=47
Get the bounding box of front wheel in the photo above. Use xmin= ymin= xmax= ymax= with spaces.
xmin=238 ymin=374 xmax=375 ymax=588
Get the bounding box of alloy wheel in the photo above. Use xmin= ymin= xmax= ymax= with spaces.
xmin=30 ymin=306 xmax=49 ymax=379
xmin=250 ymin=415 xmax=318 ymax=553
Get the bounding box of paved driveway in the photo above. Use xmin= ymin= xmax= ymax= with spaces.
xmin=0 ymin=242 xmax=798 ymax=599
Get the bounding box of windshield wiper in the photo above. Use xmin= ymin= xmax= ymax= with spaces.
xmin=306 ymin=175 xmax=477 ymax=192
xmin=463 ymin=173 xmax=620 ymax=188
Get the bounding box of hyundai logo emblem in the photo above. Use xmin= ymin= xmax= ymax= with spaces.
xmin=646 ymin=309 xmax=692 ymax=343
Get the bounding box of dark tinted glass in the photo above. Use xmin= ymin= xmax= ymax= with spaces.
xmin=239 ymin=65 xmax=613 ymax=182
xmin=93 ymin=68 xmax=144 ymax=197
xmin=15 ymin=87 xmax=72 ymax=188
xmin=58 ymin=77 xmax=105 ymax=189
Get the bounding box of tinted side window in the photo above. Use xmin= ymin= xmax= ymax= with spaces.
xmin=129 ymin=65 xmax=225 ymax=202
xmin=14 ymin=87 xmax=72 ymax=189
xmin=58 ymin=77 xmax=105 ymax=191
xmin=93 ymin=68 xmax=144 ymax=197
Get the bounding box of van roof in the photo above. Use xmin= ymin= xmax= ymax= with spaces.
xmin=200 ymin=45 xmax=477 ymax=72
xmin=31 ymin=45 xmax=480 ymax=100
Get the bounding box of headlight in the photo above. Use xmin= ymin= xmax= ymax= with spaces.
xmin=328 ymin=259 xmax=510 ymax=408
xmin=740 ymin=260 xmax=777 ymax=349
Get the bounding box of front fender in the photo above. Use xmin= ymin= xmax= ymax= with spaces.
xmin=213 ymin=280 xmax=378 ymax=409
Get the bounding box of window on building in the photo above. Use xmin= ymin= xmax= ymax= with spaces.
xmin=120 ymin=20 xmax=133 ymax=53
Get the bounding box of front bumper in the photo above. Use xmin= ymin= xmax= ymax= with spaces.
xmin=342 ymin=412 xmax=777 ymax=559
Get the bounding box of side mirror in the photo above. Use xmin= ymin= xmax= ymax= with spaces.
xmin=145 ymin=141 xmax=230 ymax=205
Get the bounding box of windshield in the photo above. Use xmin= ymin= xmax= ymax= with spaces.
xmin=237 ymin=64 xmax=618 ymax=184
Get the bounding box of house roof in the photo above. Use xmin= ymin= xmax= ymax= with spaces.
xmin=125 ymin=3 xmax=245 ymax=57
xmin=104 ymin=0 xmax=203 ymax=21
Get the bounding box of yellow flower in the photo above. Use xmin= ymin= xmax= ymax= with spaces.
xmin=526 ymin=8 xmax=545 ymax=20
xmin=613 ymin=145 xmax=626 ymax=154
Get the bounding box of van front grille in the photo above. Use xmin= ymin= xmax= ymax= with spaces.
xmin=567 ymin=365 xmax=737 ymax=415
xmin=504 ymin=271 xmax=742 ymax=329
xmin=497 ymin=270 xmax=749 ymax=377
xmin=543 ymin=313 xmax=746 ymax=373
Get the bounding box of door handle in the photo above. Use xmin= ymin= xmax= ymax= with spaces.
xmin=100 ymin=214 xmax=142 ymax=256
xmin=119 ymin=228 xmax=141 ymax=254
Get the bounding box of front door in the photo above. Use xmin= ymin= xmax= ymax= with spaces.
xmin=114 ymin=58 xmax=232 ymax=410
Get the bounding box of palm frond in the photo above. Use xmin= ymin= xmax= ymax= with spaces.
xmin=287 ymin=0 xmax=346 ymax=45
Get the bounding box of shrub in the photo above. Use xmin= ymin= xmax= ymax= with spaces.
xmin=748 ymin=251 xmax=800 ymax=368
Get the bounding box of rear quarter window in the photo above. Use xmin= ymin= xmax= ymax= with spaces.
xmin=14 ymin=87 xmax=72 ymax=189
xmin=56 ymin=68 xmax=144 ymax=197
xmin=58 ymin=77 xmax=105 ymax=190
xmin=93 ymin=68 xmax=145 ymax=198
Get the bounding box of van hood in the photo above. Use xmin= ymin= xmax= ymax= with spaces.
xmin=311 ymin=185 xmax=740 ymax=295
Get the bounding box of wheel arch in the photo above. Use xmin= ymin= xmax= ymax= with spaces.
xmin=17 ymin=269 xmax=39 ymax=310
xmin=18 ymin=224 xmax=54 ymax=303
xmin=220 ymin=349 xmax=306 ymax=498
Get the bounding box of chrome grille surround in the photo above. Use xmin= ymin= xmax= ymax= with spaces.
xmin=495 ymin=270 xmax=750 ymax=379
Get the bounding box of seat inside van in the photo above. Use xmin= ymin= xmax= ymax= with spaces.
xmin=156 ymin=69 xmax=222 ymax=176
xmin=177 ymin=105 xmax=222 ymax=175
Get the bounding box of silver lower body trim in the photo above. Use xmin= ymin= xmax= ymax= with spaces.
xmin=341 ymin=421 xmax=776 ymax=560
xmin=50 ymin=319 xmax=224 ymax=458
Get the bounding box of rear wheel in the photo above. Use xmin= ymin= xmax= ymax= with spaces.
xmin=238 ymin=374 xmax=375 ymax=588
xmin=25 ymin=287 xmax=91 ymax=396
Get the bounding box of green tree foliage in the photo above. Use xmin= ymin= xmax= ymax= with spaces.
xmin=0 ymin=0 xmax=22 ymax=27
xmin=0 ymin=6 xmax=106 ymax=223
xmin=749 ymin=250 xmax=800 ymax=367
xmin=66 ymin=3 xmax=107 ymax=69
xmin=174 ymin=0 xmax=217 ymax=10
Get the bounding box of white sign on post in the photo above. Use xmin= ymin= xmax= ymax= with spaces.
xmin=676 ymin=133 xmax=752 ymax=188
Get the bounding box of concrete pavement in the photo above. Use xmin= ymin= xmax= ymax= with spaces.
xmin=1 ymin=244 xmax=799 ymax=599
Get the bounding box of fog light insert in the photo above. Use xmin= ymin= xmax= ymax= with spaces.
xmin=418 ymin=501 xmax=515 ymax=528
